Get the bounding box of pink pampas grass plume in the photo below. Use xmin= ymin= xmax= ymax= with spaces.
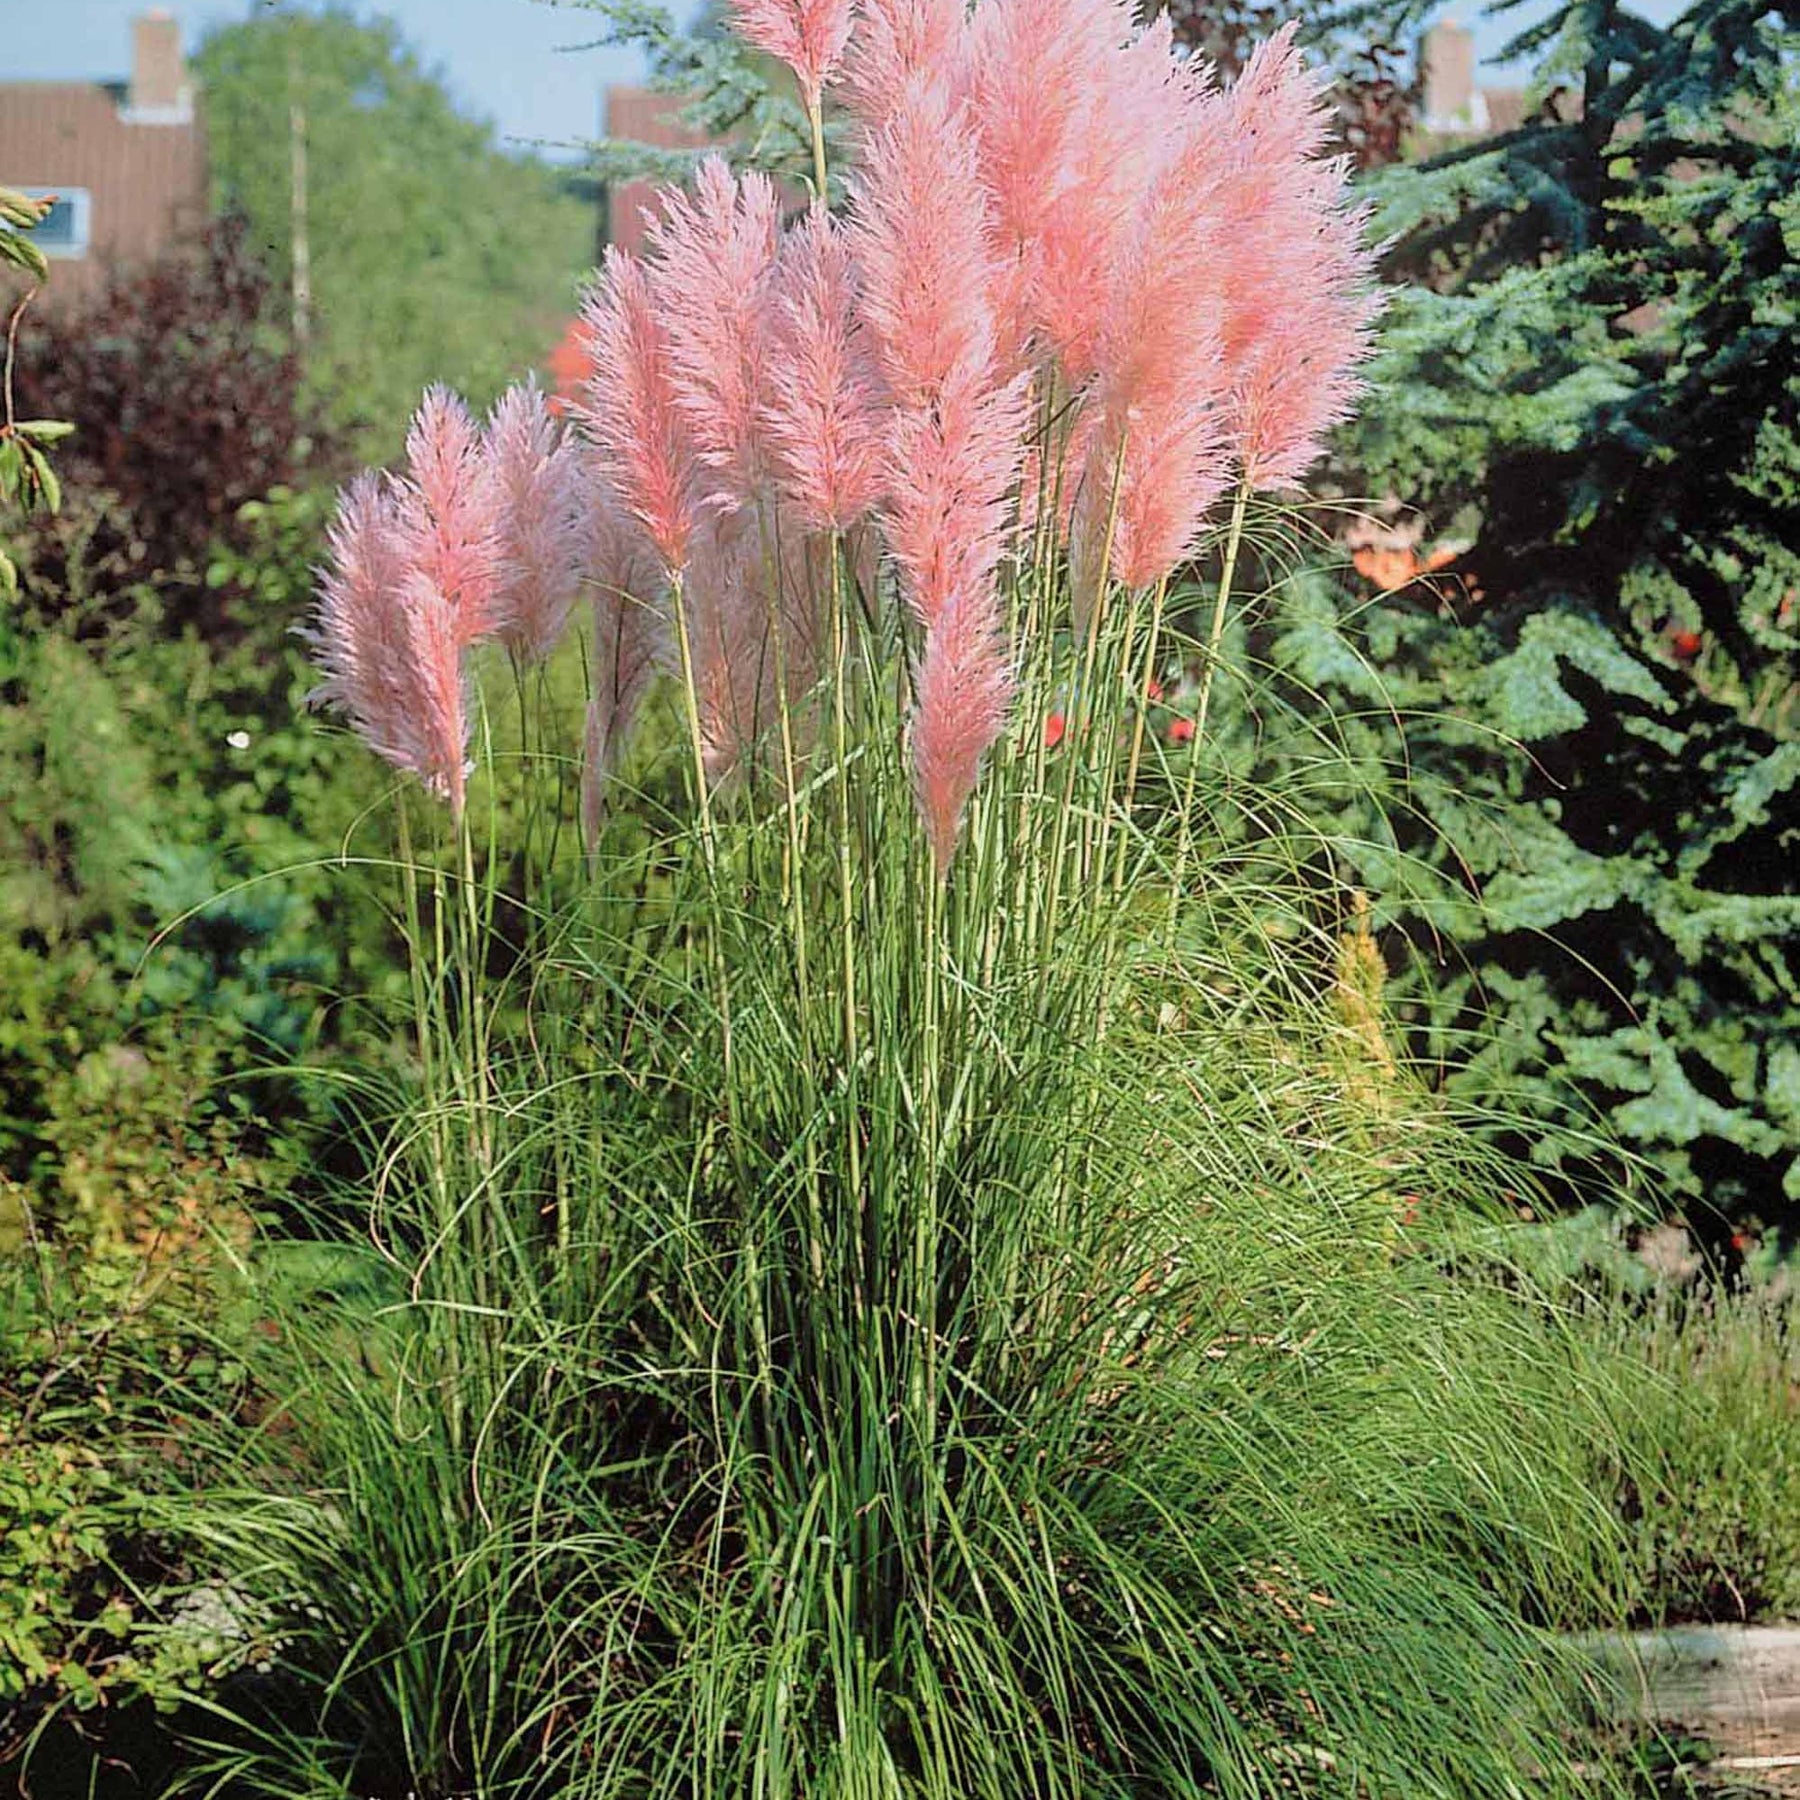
xmin=885 ymin=357 xmax=1030 ymax=630
xmin=303 ymin=473 xmax=473 ymax=816
xmin=849 ymin=60 xmax=1028 ymax=866
xmin=579 ymin=456 xmax=668 ymax=848
xmin=1233 ymin=238 xmax=1380 ymax=491
xmin=1210 ymin=24 xmax=1381 ymax=489
xmin=395 ymin=385 xmax=503 ymax=647
xmin=763 ymin=206 xmax=887 ymax=533
xmin=911 ymin=581 xmax=1013 ymax=874
xmin=850 ymin=76 xmax=1028 ymax=628
xmin=1067 ymin=44 xmax=1239 ymax=607
xmin=967 ymin=0 xmax=1151 ymax=368
xmin=1033 ymin=13 xmax=1201 ymax=386
xmin=837 ymin=0 xmax=966 ymax=125
xmin=577 ymin=246 xmax=698 ymax=574
xmin=850 ymin=77 xmax=1004 ymax=405
xmin=485 ymin=380 xmax=586 ymax=665
xmin=729 ymin=0 xmax=857 ymax=111
xmin=646 ymin=157 xmax=783 ymax=513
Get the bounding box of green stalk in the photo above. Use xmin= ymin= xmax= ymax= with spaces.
xmin=669 ymin=569 xmax=718 ymax=876
xmin=394 ymin=795 xmax=438 ymax=1190
xmin=808 ymin=94 xmax=828 ymax=203
xmin=458 ymin=802 xmax=494 ymax=1329
xmin=1169 ymin=480 xmax=1251 ymax=940
xmin=1036 ymin=441 xmax=1125 ymax=1006
xmin=757 ymin=507 xmax=812 ymax=1035
xmin=509 ymin=648 xmax=533 ymax=931
xmin=1110 ymin=573 xmax=1170 ymax=898
xmin=830 ymin=538 xmax=862 ymax=1280
xmin=915 ymin=847 xmax=942 ymax=1566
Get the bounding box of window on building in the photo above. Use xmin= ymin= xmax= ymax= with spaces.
xmin=19 ymin=187 xmax=92 ymax=259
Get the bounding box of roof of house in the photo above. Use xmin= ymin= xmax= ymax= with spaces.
xmin=0 ymin=73 xmax=206 ymax=303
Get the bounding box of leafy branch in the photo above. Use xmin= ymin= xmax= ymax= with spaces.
xmin=0 ymin=186 xmax=74 ymax=600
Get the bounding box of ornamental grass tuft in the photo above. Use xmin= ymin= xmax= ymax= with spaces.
xmin=159 ymin=2 xmax=1650 ymax=1794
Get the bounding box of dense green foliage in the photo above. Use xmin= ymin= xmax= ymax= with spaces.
xmin=0 ymin=1179 xmax=269 ymax=1772
xmin=11 ymin=219 xmax=324 ymax=621
xmin=196 ymin=12 xmax=596 ymax=454
xmin=148 ymin=534 xmax=1659 ymax=1798
xmin=1252 ymin=0 xmax=1800 ymax=1229
xmin=1505 ymin=1207 xmax=1800 ymax=1624
xmin=0 ymin=495 xmax=395 ymax=1221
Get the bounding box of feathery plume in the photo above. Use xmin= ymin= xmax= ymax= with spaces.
xmin=967 ymin=0 xmax=1149 ymax=368
xmin=837 ymin=0 xmax=967 ymax=127
xmin=911 ymin=581 xmax=1013 ymax=875
xmin=729 ymin=0 xmax=857 ymax=111
xmin=850 ymin=76 xmax=1027 ymax=630
xmin=850 ymin=65 xmax=1028 ymax=867
xmin=303 ymin=474 xmax=473 ymax=815
xmin=763 ymin=206 xmax=887 ymax=532
xmin=885 ymin=357 xmax=1030 ymax=629
xmin=1068 ymin=48 xmax=1236 ymax=608
xmin=1211 ymin=25 xmax=1381 ymax=489
xmin=485 ymin=380 xmax=585 ymax=665
xmin=398 ymin=576 xmax=475 ymax=821
xmin=1231 ymin=227 xmax=1380 ymax=491
xmin=851 ymin=78 xmax=1003 ymax=405
xmin=647 ymin=158 xmax=783 ymax=512
xmin=1033 ymin=14 xmax=1200 ymax=387
xmin=579 ymin=455 xmax=667 ymax=848
xmin=395 ymin=385 xmax=502 ymax=646
xmin=578 ymin=247 xmax=697 ymax=573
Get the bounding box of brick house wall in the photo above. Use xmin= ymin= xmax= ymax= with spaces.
xmin=0 ymin=12 xmax=206 ymax=306
xmin=602 ymin=86 xmax=715 ymax=255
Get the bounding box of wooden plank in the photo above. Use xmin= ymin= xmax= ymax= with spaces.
xmin=1585 ymin=1627 xmax=1800 ymax=1733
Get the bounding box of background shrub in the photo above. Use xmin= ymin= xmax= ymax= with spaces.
xmin=196 ymin=10 xmax=598 ymax=457
xmin=9 ymin=218 xmax=328 ymax=628
xmin=1180 ymin=0 xmax=1800 ymax=1237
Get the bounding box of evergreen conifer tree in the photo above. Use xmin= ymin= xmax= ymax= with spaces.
xmin=1279 ymin=0 xmax=1800 ymax=1229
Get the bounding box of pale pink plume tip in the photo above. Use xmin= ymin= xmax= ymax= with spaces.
xmin=646 ymin=157 xmax=783 ymax=514
xmin=1212 ymin=23 xmax=1382 ymax=488
xmin=837 ymin=0 xmax=968 ymax=127
xmin=303 ymin=473 xmax=473 ymax=817
xmin=911 ymin=582 xmax=1014 ymax=875
xmin=485 ymin=380 xmax=586 ymax=665
xmin=577 ymin=247 xmax=698 ymax=574
xmin=395 ymin=384 xmax=503 ymax=648
xmin=729 ymin=0 xmax=858 ymax=110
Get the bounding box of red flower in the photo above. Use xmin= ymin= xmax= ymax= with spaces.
xmin=1145 ymin=675 xmax=1165 ymax=702
xmin=1668 ymin=628 xmax=1703 ymax=661
xmin=545 ymin=317 xmax=597 ymax=418
xmin=1044 ymin=711 xmax=1066 ymax=749
xmin=1167 ymin=716 xmax=1194 ymax=745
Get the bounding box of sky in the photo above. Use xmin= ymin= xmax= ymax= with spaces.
xmin=2 ymin=0 xmax=1692 ymax=161
xmin=0 ymin=0 xmax=698 ymax=162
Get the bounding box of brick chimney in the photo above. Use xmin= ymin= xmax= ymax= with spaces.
xmin=1420 ymin=18 xmax=1483 ymax=132
xmin=126 ymin=10 xmax=192 ymax=121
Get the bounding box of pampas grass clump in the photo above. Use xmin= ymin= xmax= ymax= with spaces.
xmin=166 ymin=3 xmax=1648 ymax=1795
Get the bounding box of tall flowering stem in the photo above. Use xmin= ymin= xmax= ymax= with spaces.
xmin=1169 ymin=479 xmax=1253 ymax=937
xmin=293 ymin=10 xmax=1392 ymax=1768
